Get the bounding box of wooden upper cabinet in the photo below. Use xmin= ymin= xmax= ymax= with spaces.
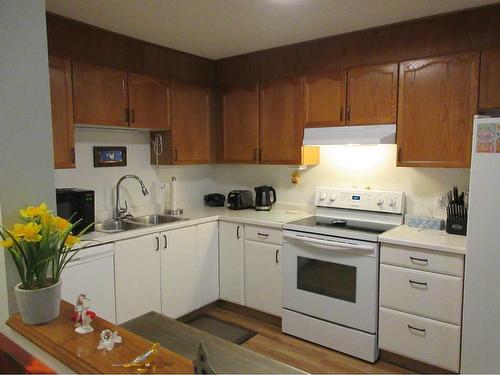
xmin=49 ymin=56 xmax=75 ymax=169
xmin=304 ymin=70 xmax=347 ymax=127
xmin=72 ymin=62 xmax=128 ymax=127
xmin=221 ymin=84 xmax=260 ymax=163
xmin=479 ymin=49 xmax=500 ymax=110
xmin=397 ymin=52 xmax=479 ymax=168
xmin=346 ymin=63 xmax=398 ymax=125
xmin=171 ymin=82 xmax=211 ymax=164
xmin=128 ymin=73 xmax=170 ymax=130
xmin=260 ymin=77 xmax=304 ymax=164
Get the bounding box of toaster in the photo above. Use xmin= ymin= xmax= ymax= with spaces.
xmin=227 ymin=190 xmax=254 ymax=210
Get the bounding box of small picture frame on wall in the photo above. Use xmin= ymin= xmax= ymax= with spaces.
xmin=93 ymin=146 xmax=127 ymax=167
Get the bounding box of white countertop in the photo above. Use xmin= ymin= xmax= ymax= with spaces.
xmin=80 ymin=206 xmax=311 ymax=246
xmin=380 ymin=225 xmax=467 ymax=255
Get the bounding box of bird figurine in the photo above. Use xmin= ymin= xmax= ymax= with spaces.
xmin=112 ymin=343 xmax=160 ymax=368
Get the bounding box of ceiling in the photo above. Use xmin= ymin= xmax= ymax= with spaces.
xmin=45 ymin=0 xmax=498 ymax=60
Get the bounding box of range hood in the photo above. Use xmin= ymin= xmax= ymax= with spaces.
xmin=303 ymin=124 xmax=396 ymax=145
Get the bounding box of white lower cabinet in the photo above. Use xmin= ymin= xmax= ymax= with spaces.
xmin=219 ymin=221 xmax=245 ymax=304
xmin=244 ymin=240 xmax=282 ymax=316
xmin=161 ymin=226 xmax=197 ymax=319
xmin=115 ymin=233 xmax=162 ymax=324
xmin=195 ymin=221 xmax=219 ymax=308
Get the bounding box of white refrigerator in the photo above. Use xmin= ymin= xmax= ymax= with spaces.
xmin=461 ymin=116 xmax=500 ymax=373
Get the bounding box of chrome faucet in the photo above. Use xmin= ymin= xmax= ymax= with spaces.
xmin=115 ymin=175 xmax=150 ymax=219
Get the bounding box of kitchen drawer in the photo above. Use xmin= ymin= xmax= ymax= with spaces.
xmin=380 ymin=264 xmax=463 ymax=324
xmin=381 ymin=244 xmax=463 ymax=276
xmin=379 ymin=307 xmax=460 ymax=372
xmin=245 ymin=225 xmax=282 ymax=245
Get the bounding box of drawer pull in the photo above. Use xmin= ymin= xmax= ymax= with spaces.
xmin=409 ymin=279 xmax=428 ymax=289
xmin=408 ymin=324 xmax=426 ymax=335
xmin=410 ymin=256 xmax=429 ymax=265
xmin=257 ymin=232 xmax=269 ymax=238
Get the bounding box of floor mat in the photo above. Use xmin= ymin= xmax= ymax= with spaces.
xmin=185 ymin=314 xmax=256 ymax=345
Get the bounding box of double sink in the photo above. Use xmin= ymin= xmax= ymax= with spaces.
xmin=95 ymin=214 xmax=187 ymax=234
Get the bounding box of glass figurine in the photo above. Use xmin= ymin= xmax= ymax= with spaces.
xmin=97 ymin=329 xmax=122 ymax=351
xmin=74 ymin=294 xmax=95 ymax=334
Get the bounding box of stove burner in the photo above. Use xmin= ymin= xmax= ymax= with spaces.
xmin=331 ymin=219 xmax=347 ymax=226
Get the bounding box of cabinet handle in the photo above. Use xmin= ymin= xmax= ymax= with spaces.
xmin=253 ymin=149 xmax=258 ymax=161
xmin=340 ymin=106 xmax=344 ymax=121
xmin=409 ymin=280 xmax=428 ymax=288
xmin=236 ymin=225 xmax=241 ymax=239
xmin=131 ymin=109 xmax=135 ymax=123
xmin=174 ymin=149 xmax=178 ymax=162
xmin=408 ymin=324 xmax=426 ymax=334
xmin=70 ymin=147 xmax=75 ymax=163
xmin=257 ymin=232 xmax=269 ymax=238
xmin=155 ymin=236 xmax=159 ymax=252
xmin=125 ymin=108 xmax=129 ymax=122
xmin=163 ymin=234 xmax=167 ymax=249
xmin=346 ymin=106 xmax=351 ymax=121
xmin=397 ymin=145 xmax=402 ymax=163
xmin=275 ymin=249 xmax=279 ymax=264
xmin=409 ymin=256 xmax=428 ymax=265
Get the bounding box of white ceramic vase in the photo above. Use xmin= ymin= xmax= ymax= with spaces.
xmin=14 ymin=279 xmax=62 ymax=325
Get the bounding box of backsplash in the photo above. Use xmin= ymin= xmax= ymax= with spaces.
xmin=54 ymin=128 xmax=216 ymax=221
xmin=55 ymin=130 xmax=470 ymax=221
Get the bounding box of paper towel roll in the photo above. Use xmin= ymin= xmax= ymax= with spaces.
xmin=170 ymin=177 xmax=178 ymax=211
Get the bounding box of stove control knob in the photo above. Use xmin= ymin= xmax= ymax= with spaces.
xmin=388 ymin=196 xmax=397 ymax=208
xmin=329 ymin=193 xmax=337 ymax=202
xmin=319 ymin=192 xmax=327 ymax=201
xmin=376 ymin=196 xmax=384 ymax=206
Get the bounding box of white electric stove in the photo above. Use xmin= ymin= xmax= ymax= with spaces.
xmin=282 ymin=187 xmax=405 ymax=362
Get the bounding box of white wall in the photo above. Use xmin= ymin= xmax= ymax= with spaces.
xmin=214 ymin=145 xmax=470 ymax=217
xmin=54 ymin=128 xmax=216 ymax=220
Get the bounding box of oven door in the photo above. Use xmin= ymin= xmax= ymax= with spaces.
xmin=282 ymin=230 xmax=378 ymax=333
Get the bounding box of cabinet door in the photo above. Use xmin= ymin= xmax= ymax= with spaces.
xmin=161 ymin=226 xmax=197 ymax=318
xmin=260 ymin=77 xmax=304 ymax=164
xmin=479 ymin=48 xmax=500 ymax=110
xmin=304 ymin=70 xmax=347 ymax=127
xmin=397 ymin=53 xmax=479 ymax=168
xmin=128 ymin=73 xmax=170 ymax=130
xmin=222 ymin=84 xmax=260 ymax=163
xmin=48 ymin=56 xmax=75 ymax=169
xmin=114 ymin=234 xmax=161 ymax=324
xmin=219 ymin=222 xmax=245 ymax=305
xmin=196 ymin=222 xmax=219 ymax=308
xmin=72 ymin=62 xmax=128 ymax=127
xmin=171 ymin=82 xmax=211 ymax=164
xmin=346 ymin=63 xmax=398 ymax=125
xmin=244 ymin=240 xmax=282 ymax=316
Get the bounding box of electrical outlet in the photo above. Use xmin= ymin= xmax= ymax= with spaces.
xmin=434 ymin=193 xmax=447 ymax=209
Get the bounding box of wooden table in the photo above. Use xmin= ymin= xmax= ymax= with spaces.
xmin=6 ymin=301 xmax=193 ymax=373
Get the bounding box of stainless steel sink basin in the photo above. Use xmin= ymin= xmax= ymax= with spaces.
xmin=131 ymin=214 xmax=186 ymax=226
xmin=95 ymin=219 xmax=147 ymax=233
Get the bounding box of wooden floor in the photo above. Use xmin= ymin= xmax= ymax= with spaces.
xmin=204 ymin=307 xmax=410 ymax=374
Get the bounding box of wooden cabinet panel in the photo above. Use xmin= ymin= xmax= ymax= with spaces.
xmin=222 ymin=84 xmax=259 ymax=163
xmin=128 ymin=73 xmax=170 ymax=130
xmin=72 ymin=62 xmax=128 ymax=127
xmin=479 ymin=48 xmax=500 ymax=110
xmin=48 ymin=56 xmax=75 ymax=169
xmin=260 ymin=77 xmax=304 ymax=164
xmin=304 ymin=70 xmax=346 ymax=127
xmin=397 ymin=53 xmax=479 ymax=167
xmin=171 ymin=82 xmax=211 ymax=164
xmin=347 ymin=63 xmax=398 ymax=125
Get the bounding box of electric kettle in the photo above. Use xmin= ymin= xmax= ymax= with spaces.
xmin=254 ymin=185 xmax=277 ymax=211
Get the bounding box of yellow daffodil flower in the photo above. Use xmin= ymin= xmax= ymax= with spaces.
xmin=19 ymin=222 xmax=43 ymax=243
xmin=54 ymin=216 xmax=71 ymax=232
xmin=64 ymin=234 xmax=80 ymax=248
xmin=9 ymin=223 xmax=25 ymax=238
xmin=19 ymin=203 xmax=50 ymax=218
xmin=0 ymin=238 xmax=14 ymax=248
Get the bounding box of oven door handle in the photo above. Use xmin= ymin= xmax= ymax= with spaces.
xmin=291 ymin=235 xmax=374 ymax=254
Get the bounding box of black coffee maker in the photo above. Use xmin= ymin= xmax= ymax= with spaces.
xmin=254 ymin=185 xmax=277 ymax=211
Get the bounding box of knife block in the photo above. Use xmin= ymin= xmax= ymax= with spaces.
xmin=446 ymin=213 xmax=467 ymax=236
